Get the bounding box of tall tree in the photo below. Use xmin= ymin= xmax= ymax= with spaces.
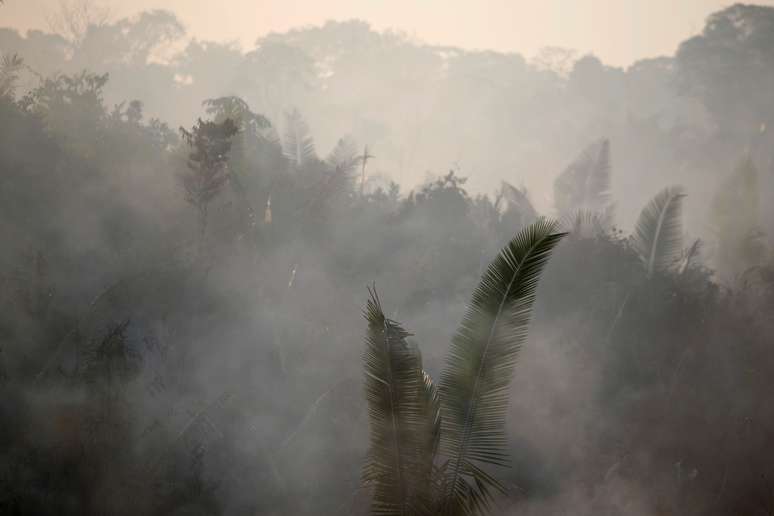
xmin=178 ymin=118 xmax=238 ymax=243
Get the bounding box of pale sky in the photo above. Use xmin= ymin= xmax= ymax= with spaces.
xmin=2 ymin=0 xmax=773 ymax=66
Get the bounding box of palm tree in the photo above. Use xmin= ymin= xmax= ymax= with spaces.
xmin=604 ymin=185 xmax=687 ymax=343
xmin=361 ymin=219 xmax=566 ymax=515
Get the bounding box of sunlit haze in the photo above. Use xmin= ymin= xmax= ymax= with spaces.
xmin=5 ymin=0 xmax=773 ymax=66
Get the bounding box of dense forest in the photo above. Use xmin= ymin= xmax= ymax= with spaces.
xmin=1 ymin=2 xmax=773 ymax=515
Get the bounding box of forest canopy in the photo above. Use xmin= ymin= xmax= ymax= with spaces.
xmin=0 ymin=2 xmax=773 ymax=516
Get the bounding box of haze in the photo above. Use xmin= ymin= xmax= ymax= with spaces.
xmin=1 ymin=1 xmax=774 ymax=515
xmin=6 ymin=0 xmax=774 ymax=66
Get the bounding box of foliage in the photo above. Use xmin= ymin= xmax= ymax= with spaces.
xmin=362 ymin=220 xmax=565 ymax=515
xmin=709 ymin=155 xmax=767 ymax=278
xmin=553 ymin=139 xmax=611 ymax=218
xmin=1 ymin=11 xmax=774 ymax=514
xmin=282 ymin=108 xmax=316 ymax=168
xmin=0 ymin=53 xmax=23 ymax=99
xmin=631 ymin=186 xmax=685 ymax=277
xmin=178 ymin=117 xmax=239 ymax=236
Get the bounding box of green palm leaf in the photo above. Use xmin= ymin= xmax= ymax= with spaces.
xmin=438 ymin=219 xmax=566 ymax=515
xmin=363 ymin=289 xmax=438 ymax=516
xmin=631 ymin=186 xmax=685 ymax=277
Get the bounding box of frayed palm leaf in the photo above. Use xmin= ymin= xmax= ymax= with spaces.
xmin=0 ymin=53 xmax=24 ymax=98
xmin=438 ymin=219 xmax=566 ymax=515
xmin=559 ymin=208 xmax=613 ymax=238
xmin=499 ymin=181 xmax=538 ymax=221
xmin=363 ymin=288 xmax=439 ymax=516
xmin=282 ymin=108 xmax=316 ymax=167
xmin=554 ymin=139 xmax=612 ymax=216
xmin=678 ymin=238 xmax=702 ymax=275
xmin=631 ymin=186 xmax=685 ymax=277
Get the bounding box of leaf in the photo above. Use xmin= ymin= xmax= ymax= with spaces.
xmin=631 ymin=186 xmax=685 ymax=277
xmin=499 ymin=181 xmax=538 ymax=223
xmin=559 ymin=207 xmax=613 ymax=239
xmin=438 ymin=219 xmax=566 ymax=515
xmin=327 ymin=137 xmax=361 ymax=177
xmin=362 ymin=288 xmax=438 ymax=516
xmin=282 ymin=108 xmax=316 ymax=167
xmin=678 ymin=238 xmax=702 ymax=275
xmin=554 ymin=138 xmax=611 ymax=216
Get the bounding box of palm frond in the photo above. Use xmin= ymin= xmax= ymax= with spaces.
xmin=554 ymin=138 xmax=611 ymax=216
xmin=363 ymin=288 xmax=437 ymax=516
xmin=678 ymin=238 xmax=702 ymax=275
xmin=0 ymin=53 xmax=24 ymax=98
xmin=500 ymin=181 xmax=537 ymax=220
xmin=631 ymin=186 xmax=685 ymax=277
xmin=438 ymin=219 xmax=566 ymax=515
xmin=559 ymin=207 xmax=612 ymax=238
xmin=282 ymin=108 xmax=316 ymax=167
xmin=327 ymin=137 xmax=361 ymax=176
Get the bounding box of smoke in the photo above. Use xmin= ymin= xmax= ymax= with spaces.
xmin=0 ymin=2 xmax=773 ymax=515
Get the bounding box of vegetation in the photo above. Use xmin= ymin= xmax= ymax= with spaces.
xmin=363 ymin=220 xmax=565 ymax=515
xmin=0 ymin=4 xmax=773 ymax=516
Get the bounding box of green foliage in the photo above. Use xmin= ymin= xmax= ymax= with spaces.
xmin=362 ymin=220 xmax=566 ymax=515
xmin=179 ymin=117 xmax=239 ymax=234
xmin=362 ymin=289 xmax=439 ymax=516
xmin=204 ymin=96 xmax=271 ymax=134
xmin=438 ymin=219 xmax=565 ymax=515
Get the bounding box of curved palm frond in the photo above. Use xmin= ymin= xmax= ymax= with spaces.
xmin=363 ymin=289 xmax=437 ymax=516
xmin=438 ymin=219 xmax=566 ymax=515
xmin=631 ymin=186 xmax=685 ymax=277
xmin=554 ymin=138 xmax=611 ymax=217
xmin=559 ymin=207 xmax=613 ymax=239
xmin=500 ymin=181 xmax=538 ymax=221
xmin=677 ymin=238 xmax=703 ymax=275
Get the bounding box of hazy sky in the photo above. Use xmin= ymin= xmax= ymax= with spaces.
xmin=3 ymin=0 xmax=773 ymax=66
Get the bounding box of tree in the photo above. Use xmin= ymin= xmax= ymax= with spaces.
xmin=362 ymin=220 xmax=566 ymax=515
xmin=676 ymin=4 xmax=774 ymax=137
xmin=553 ymin=139 xmax=612 ymax=219
xmin=46 ymin=0 xmax=111 ymax=49
xmin=710 ymin=156 xmax=767 ymax=278
xmin=178 ymin=118 xmax=238 ymax=243
xmin=282 ymin=108 xmax=316 ymax=168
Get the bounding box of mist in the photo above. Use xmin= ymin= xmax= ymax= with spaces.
xmin=0 ymin=1 xmax=773 ymax=515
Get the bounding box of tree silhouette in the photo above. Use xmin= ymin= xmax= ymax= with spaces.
xmin=179 ymin=118 xmax=238 ymax=244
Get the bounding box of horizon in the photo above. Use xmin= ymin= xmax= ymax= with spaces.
xmin=4 ymin=0 xmax=774 ymax=67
